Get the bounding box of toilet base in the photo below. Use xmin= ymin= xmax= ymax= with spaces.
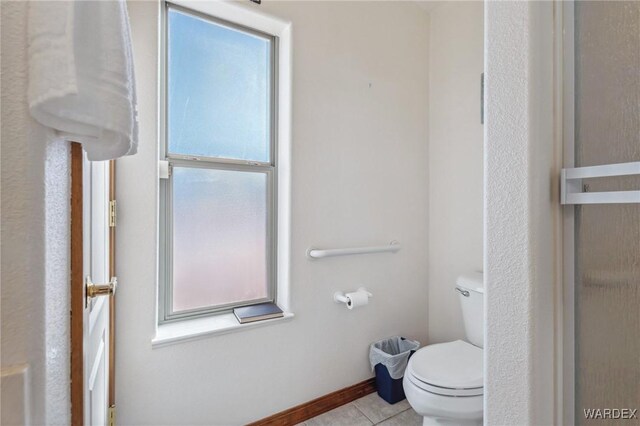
xmin=422 ymin=416 xmax=483 ymax=426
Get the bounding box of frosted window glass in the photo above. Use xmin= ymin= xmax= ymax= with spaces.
xmin=168 ymin=9 xmax=271 ymax=162
xmin=172 ymin=167 xmax=268 ymax=312
xmin=574 ymin=1 xmax=640 ymax=423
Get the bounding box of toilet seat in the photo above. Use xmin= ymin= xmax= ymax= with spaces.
xmin=406 ymin=340 xmax=483 ymax=397
xmin=406 ymin=374 xmax=483 ymax=397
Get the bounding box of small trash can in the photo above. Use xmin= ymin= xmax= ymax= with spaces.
xmin=369 ymin=336 xmax=420 ymax=404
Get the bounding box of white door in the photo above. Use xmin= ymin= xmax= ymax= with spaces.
xmin=82 ymin=155 xmax=113 ymax=426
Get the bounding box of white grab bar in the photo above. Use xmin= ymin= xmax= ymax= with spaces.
xmin=307 ymin=241 xmax=401 ymax=259
xmin=561 ymin=161 xmax=640 ymax=205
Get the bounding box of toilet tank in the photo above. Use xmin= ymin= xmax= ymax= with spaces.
xmin=456 ymin=272 xmax=484 ymax=348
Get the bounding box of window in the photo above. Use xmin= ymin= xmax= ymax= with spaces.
xmin=160 ymin=4 xmax=278 ymax=322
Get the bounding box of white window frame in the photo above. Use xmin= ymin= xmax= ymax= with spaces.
xmin=158 ymin=0 xmax=292 ymax=324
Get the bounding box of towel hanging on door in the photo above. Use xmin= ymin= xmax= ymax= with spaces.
xmin=27 ymin=0 xmax=138 ymax=161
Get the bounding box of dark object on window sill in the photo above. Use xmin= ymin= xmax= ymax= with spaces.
xmin=250 ymin=0 xmax=261 ymax=4
xmin=234 ymin=302 xmax=283 ymax=324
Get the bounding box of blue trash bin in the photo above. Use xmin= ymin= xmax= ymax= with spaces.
xmin=369 ymin=337 xmax=420 ymax=404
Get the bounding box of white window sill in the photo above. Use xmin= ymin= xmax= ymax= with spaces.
xmin=152 ymin=312 xmax=295 ymax=348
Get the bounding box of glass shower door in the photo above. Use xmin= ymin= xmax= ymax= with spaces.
xmin=569 ymin=1 xmax=640 ymax=424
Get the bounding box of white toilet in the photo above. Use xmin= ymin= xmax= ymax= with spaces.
xmin=403 ymin=272 xmax=484 ymax=425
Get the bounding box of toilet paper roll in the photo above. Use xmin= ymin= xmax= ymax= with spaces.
xmin=346 ymin=290 xmax=369 ymax=310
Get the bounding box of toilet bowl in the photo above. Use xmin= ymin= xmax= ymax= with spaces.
xmin=403 ymin=273 xmax=484 ymax=426
xmin=403 ymin=340 xmax=483 ymax=425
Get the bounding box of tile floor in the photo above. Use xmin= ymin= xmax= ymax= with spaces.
xmin=299 ymin=393 xmax=422 ymax=426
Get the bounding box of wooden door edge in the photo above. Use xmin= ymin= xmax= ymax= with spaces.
xmin=70 ymin=142 xmax=84 ymax=426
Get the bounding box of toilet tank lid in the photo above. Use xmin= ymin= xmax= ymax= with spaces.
xmin=456 ymin=272 xmax=484 ymax=294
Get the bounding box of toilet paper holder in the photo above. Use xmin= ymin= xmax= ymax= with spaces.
xmin=334 ymin=287 xmax=373 ymax=308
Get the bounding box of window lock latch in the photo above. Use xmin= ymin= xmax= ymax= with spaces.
xmin=159 ymin=160 xmax=171 ymax=179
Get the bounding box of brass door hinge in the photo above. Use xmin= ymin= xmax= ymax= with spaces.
xmin=109 ymin=200 xmax=117 ymax=228
xmin=108 ymin=405 xmax=116 ymax=426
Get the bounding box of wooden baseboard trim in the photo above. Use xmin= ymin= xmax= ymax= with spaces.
xmin=248 ymin=378 xmax=377 ymax=426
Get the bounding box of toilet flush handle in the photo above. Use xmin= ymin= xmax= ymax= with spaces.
xmin=455 ymin=287 xmax=470 ymax=297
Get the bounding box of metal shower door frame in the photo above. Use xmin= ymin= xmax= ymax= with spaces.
xmin=560 ymin=2 xmax=576 ymax=424
xmin=558 ymin=1 xmax=640 ymax=423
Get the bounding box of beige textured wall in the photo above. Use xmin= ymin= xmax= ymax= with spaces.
xmin=1 ymin=2 xmax=71 ymax=424
xmin=427 ymin=1 xmax=484 ymax=345
xmin=484 ymin=1 xmax=557 ymax=424
xmin=117 ymin=2 xmax=430 ymax=424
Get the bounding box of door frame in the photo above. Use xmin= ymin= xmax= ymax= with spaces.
xmin=70 ymin=143 xmax=83 ymax=425
xmin=558 ymin=1 xmax=576 ymax=425
xmin=70 ymin=143 xmax=117 ymax=425
xmin=552 ymin=0 xmax=577 ymax=423
xmin=108 ymin=159 xmax=116 ymax=416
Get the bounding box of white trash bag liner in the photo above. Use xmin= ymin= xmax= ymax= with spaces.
xmin=369 ymin=336 xmax=420 ymax=380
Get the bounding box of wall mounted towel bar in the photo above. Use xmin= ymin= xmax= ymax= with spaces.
xmin=561 ymin=161 xmax=640 ymax=205
xmin=307 ymin=241 xmax=401 ymax=259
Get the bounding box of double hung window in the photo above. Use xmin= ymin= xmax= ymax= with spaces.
xmin=160 ymin=4 xmax=278 ymax=322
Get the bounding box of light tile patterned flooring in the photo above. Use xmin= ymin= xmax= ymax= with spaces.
xmin=299 ymin=393 xmax=422 ymax=426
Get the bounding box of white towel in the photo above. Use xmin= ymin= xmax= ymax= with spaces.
xmin=28 ymin=0 xmax=138 ymax=161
